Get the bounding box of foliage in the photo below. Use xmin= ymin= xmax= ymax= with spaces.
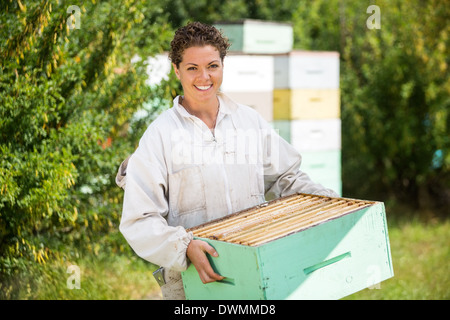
xmin=339 ymin=0 xmax=449 ymax=205
xmin=289 ymin=0 xmax=449 ymax=206
xmin=161 ymin=0 xmax=299 ymax=26
xmin=0 ymin=0 xmax=174 ymax=298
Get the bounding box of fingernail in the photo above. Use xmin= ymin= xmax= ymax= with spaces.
xmin=213 ymin=252 xmax=218 ymax=257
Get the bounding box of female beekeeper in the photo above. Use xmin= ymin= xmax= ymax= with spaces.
xmin=116 ymin=21 xmax=338 ymax=300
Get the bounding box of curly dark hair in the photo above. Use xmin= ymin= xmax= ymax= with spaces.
xmin=169 ymin=22 xmax=231 ymax=67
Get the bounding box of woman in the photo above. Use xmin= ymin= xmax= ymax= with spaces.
xmin=117 ymin=22 xmax=338 ymax=300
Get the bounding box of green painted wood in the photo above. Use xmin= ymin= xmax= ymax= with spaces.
xmin=243 ymin=23 xmax=293 ymax=54
xmin=299 ymin=150 xmax=342 ymax=195
xmin=181 ymin=201 xmax=394 ymax=300
xmin=271 ymin=120 xmax=291 ymax=143
xmin=314 ymin=178 xmax=342 ymax=197
xmin=215 ymin=21 xmax=293 ymax=54
xmin=303 ymin=251 xmax=352 ymax=275
xmin=214 ymin=24 xmax=244 ymax=52
xmin=260 ymin=203 xmax=393 ymax=299
xmin=182 ymin=240 xmax=264 ymax=300
xmin=300 ymin=150 xmax=341 ymax=181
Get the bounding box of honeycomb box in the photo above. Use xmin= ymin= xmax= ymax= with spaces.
xmin=181 ymin=193 xmax=394 ymax=300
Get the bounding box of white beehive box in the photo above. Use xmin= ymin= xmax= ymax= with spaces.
xmin=274 ymin=51 xmax=340 ymax=89
xmin=221 ymin=55 xmax=274 ymax=92
xmin=290 ymin=119 xmax=341 ymax=152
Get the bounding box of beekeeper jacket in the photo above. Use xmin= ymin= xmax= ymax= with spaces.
xmin=118 ymin=93 xmax=338 ymax=272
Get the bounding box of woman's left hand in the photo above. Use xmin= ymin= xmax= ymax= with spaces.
xmin=186 ymin=239 xmax=225 ymax=284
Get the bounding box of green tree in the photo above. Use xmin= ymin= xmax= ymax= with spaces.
xmin=0 ymin=0 xmax=174 ymax=298
xmin=339 ymin=0 xmax=449 ymax=206
xmin=290 ymin=0 xmax=449 ymax=206
xmin=162 ymin=0 xmax=299 ymax=27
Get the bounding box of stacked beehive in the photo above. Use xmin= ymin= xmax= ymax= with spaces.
xmin=216 ymin=20 xmax=342 ymax=196
xmin=220 ymin=54 xmax=275 ymax=122
xmin=272 ymin=51 xmax=342 ymax=196
xmin=216 ymin=20 xmax=292 ymax=123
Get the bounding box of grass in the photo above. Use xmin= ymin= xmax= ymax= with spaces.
xmin=58 ymin=254 xmax=162 ymax=300
xmin=12 ymin=253 xmax=162 ymax=300
xmin=9 ymin=203 xmax=449 ymax=300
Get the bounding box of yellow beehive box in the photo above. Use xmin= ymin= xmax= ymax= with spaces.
xmin=273 ymin=88 xmax=340 ymax=120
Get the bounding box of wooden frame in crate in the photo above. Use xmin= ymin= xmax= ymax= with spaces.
xmin=181 ymin=193 xmax=394 ymax=300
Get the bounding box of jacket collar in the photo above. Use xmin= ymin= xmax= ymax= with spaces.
xmin=173 ymin=92 xmax=238 ymax=119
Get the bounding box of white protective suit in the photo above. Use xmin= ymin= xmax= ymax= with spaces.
xmin=117 ymin=93 xmax=338 ymax=296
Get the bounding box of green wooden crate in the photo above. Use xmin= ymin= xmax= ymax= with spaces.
xmin=215 ymin=20 xmax=293 ymax=54
xmin=181 ymin=194 xmax=393 ymax=300
xmin=313 ymin=177 xmax=342 ymax=197
xmin=300 ymin=150 xmax=341 ymax=181
xmin=271 ymin=120 xmax=291 ymax=143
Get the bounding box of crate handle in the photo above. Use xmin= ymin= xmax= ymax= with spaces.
xmin=217 ymin=277 xmax=235 ymax=286
xmin=303 ymin=252 xmax=351 ymax=275
xmin=306 ymin=69 xmax=324 ymax=75
xmin=309 ymin=129 xmax=325 ymax=139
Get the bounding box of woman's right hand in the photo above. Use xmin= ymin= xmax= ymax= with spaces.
xmin=186 ymin=239 xmax=225 ymax=284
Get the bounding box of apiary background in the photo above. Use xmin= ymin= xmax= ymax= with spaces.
xmin=181 ymin=194 xmax=394 ymax=300
xmin=215 ymin=20 xmax=341 ymax=196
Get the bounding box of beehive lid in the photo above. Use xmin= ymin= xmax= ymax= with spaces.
xmin=188 ymin=193 xmax=375 ymax=247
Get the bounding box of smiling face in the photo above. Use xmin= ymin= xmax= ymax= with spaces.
xmin=173 ymin=45 xmax=223 ymax=106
